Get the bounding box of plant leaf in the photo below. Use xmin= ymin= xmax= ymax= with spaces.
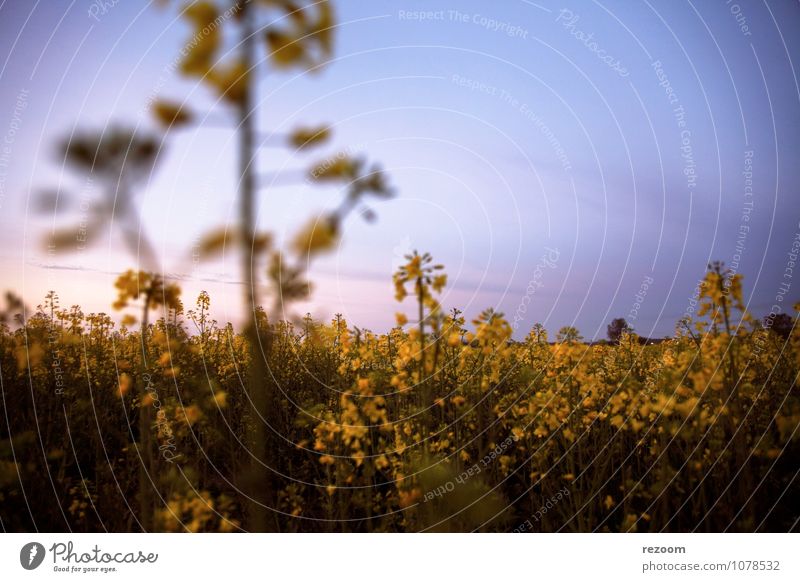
xmin=180 ymin=2 xmax=221 ymax=77
xmin=152 ymin=100 xmax=193 ymax=129
xmin=288 ymin=125 xmax=330 ymax=150
xmin=265 ymin=29 xmax=306 ymax=69
xmin=208 ymin=60 xmax=249 ymax=104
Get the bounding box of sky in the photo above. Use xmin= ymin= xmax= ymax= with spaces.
xmin=0 ymin=0 xmax=798 ymax=339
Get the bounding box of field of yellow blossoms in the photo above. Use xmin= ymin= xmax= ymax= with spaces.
xmin=1 ymin=255 xmax=798 ymax=532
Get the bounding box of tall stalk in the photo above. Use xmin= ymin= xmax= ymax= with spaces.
xmin=137 ymin=288 xmax=154 ymax=531
xmin=237 ymin=0 xmax=276 ymax=533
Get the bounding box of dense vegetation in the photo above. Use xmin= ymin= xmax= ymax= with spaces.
xmin=1 ymin=258 xmax=797 ymax=532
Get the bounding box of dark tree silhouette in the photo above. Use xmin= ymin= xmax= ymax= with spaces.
xmin=764 ymin=312 xmax=794 ymax=339
xmin=607 ymin=317 xmax=632 ymax=343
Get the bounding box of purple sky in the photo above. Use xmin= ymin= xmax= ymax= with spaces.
xmin=1 ymin=0 xmax=799 ymax=339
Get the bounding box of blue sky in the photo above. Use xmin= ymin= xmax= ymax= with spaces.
xmin=1 ymin=0 xmax=798 ymax=339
